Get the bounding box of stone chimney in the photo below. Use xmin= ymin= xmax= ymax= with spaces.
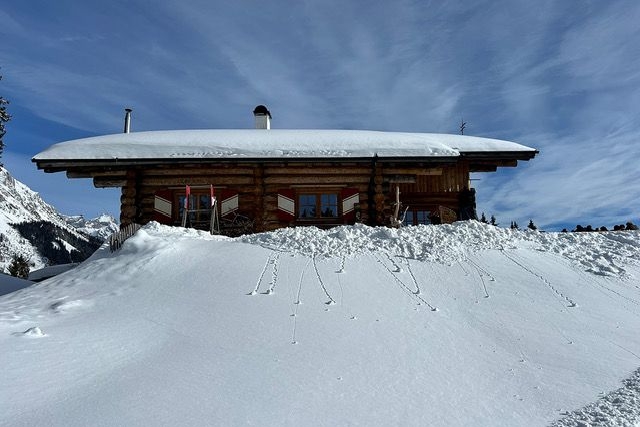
xmin=123 ymin=108 xmax=132 ymax=133
xmin=253 ymin=105 xmax=271 ymax=129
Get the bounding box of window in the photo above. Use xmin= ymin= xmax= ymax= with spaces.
xmin=176 ymin=192 xmax=213 ymax=226
xmin=403 ymin=209 xmax=431 ymax=226
xmin=298 ymin=194 xmax=317 ymax=218
xmin=416 ymin=210 xmax=431 ymax=225
xmin=298 ymin=192 xmax=339 ymax=219
xmin=320 ymin=194 xmax=338 ymax=217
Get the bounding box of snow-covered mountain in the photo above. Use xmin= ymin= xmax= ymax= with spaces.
xmin=1 ymin=221 xmax=638 ymax=426
xmin=0 ymin=167 xmax=116 ymax=273
xmin=64 ymin=213 xmax=119 ymax=241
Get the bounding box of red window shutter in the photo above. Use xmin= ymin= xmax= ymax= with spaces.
xmin=219 ymin=190 xmax=239 ymax=218
xmin=277 ymin=189 xmax=296 ymax=221
xmin=153 ymin=189 xmax=173 ymax=224
xmin=341 ymin=188 xmax=360 ymax=223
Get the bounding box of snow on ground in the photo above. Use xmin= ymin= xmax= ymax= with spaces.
xmin=0 ymin=221 xmax=639 ymax=426
xmin=0 ymin=273 xmax=34 ymax=296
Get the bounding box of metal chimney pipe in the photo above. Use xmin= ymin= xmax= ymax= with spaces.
xmin=123 ymin=108 xmax=132 ymax=133
xmin=253 ymin=105 xmax=271 ymax=130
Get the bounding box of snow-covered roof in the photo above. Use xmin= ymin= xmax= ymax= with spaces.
xmin=33 ymin=129 xmax=536 ymax=162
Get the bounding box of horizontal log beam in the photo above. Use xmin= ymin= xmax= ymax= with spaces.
xmin=140 ymin=176 xmax=255 ymax=186
xmin=382 ymin=168 xmax=442 ymax=176
xmin=264 ymin=176 xmax=371 ymax=185
xmin=469 ymin=165 xmax=498 ymax=172
xmin=264 ymin=167 xmax=372 ymax=175
xmin=94 ymin=178 xmax=127 ymax=187
xmin=68 ymin=170 xmax=127 ymax=179
xmin=142 ymin=167 xmax=257 ymax=177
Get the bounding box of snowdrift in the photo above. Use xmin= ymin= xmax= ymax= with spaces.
xmin=1 ymin=221 xmax=639 ymax=426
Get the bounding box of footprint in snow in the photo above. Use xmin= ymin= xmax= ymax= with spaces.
xmin=49 ymin=299 xmax=92 ymax=313
xmin=12 ymin=327 xmax=46 ymax=338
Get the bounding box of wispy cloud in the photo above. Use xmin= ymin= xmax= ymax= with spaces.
xmin=1 ymin=1 xmax=639 ymax=226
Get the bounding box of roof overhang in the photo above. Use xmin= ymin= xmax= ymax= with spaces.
xmin=32 ymin=129 xmax=538 ymax=183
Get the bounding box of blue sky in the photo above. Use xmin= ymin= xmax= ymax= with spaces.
xmin=1 ymin=1 xmax=639 ymax=230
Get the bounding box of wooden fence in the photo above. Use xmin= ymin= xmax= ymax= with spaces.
xmin=109 ymin=223 xmax=142 ymax=252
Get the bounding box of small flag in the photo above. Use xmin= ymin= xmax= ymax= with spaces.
xmin=184 ymin=185 xmax=191 ymax=209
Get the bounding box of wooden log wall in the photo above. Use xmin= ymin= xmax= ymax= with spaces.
xmin=398 ymin=162 xmax=469 ymax=194
xmin=110 ymin=160 xmax=470 ymax=231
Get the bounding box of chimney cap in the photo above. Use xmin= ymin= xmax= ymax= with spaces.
xmin=253 ymin=105 xmax=271 ymax=118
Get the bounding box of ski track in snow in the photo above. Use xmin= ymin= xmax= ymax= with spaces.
xmin=501 ymin=250 xmax=578 ymax=308
xmin=249 ymin=251 xmax=279 ymax=296
xmin=575 ymin=265 xmax=640 ymax=312
xmin=373 ymin=253 xmax=438 ymax=311
xmin=312 ymin=256 xmax=335 ymax=306
xmin=465 ymin=257 xmax=491 ymax=299
xmin=384 ymin=252 xmax=402 ymax=273
xmin=266 ymin=252 xmax=280 ymax=295
xmin=290 ymin=258 xmax=311 ymax=344
xmin=465 ymin=254 xmax=497 ymax=282
xmin=401 ymin=257 xmax=421 ymax=295
xmin=457 ymin=260 xmax=471 ymax=277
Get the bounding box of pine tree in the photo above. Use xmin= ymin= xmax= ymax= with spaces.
xmin=510 ymin=221 xmax=519 ymax=230
xmin=490 ymin=215 xmax=497 ymax=226
xmin=8 ymin=254 xmax=30 ymax=279
xmin=480 ymin=212 xmax=488 ymax=223
xmin=0 ymin=73 xmax=11 ymax=166
xmin=527 ymin=219 xmax=537 ymax=230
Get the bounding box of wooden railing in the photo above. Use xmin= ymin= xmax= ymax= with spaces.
xmin=109 ymin=223 xmax=142 ymax=252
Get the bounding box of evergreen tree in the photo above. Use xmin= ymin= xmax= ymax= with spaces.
xmin=0 ymin=73 xmax=10 ymax=166
xmin=511 ymin=221 xmax=519 ymax=230
xmin=480 ymin=212 xmax=488 ymax=223
xmin=527 ymin=219 xmax=537 ymax=230
xmin=8 ymin=254 xmax=29 ymax=279
xmin=626 ymin=222 xmax=638 ymax=231
xmin=490 ymin=215 xmax=497 ymax=226
xmin=11 ymin=220 xmax=102 ymax=265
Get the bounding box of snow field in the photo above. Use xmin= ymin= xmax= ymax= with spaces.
xmin=0 ymin=222 xmax=639 ymax=426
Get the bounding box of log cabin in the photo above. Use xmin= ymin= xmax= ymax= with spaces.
xmin=33 ymin=106 xmax=537 ymax=235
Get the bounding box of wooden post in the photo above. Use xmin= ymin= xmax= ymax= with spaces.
xmin=254 ymin=165 xmax=265 ymax=232
xmin=120 ymin=170 xmax=137 ymax=227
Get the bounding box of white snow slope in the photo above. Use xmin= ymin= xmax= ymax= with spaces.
xmin=1 ymin=221 xmax=639 ymax=427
